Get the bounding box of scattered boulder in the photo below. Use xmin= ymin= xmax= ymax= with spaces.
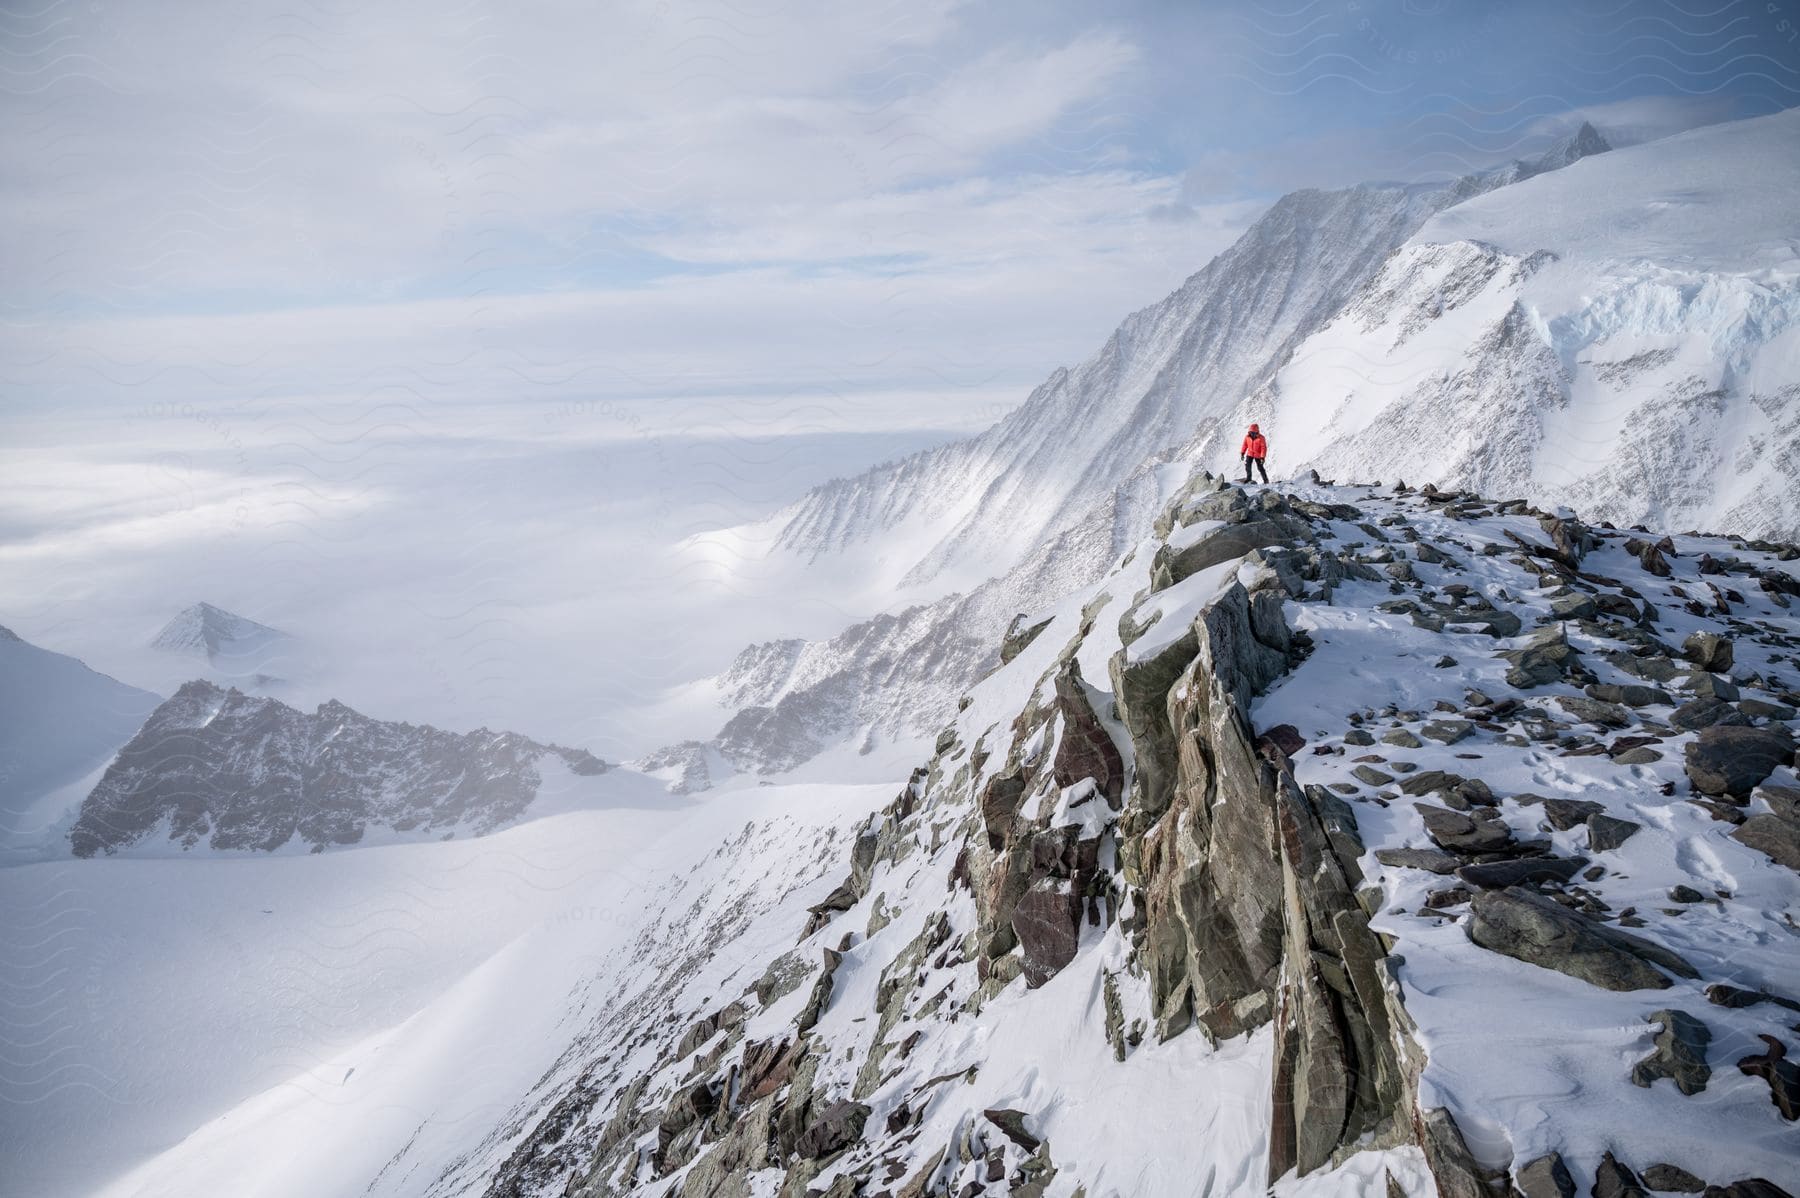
xmin=1455 ymin=856 xmax=1586 ymax=890
xmin=1555 ymin=696 xmax=1630 ymax=728
xmin=1501 ymin=625 xmax=1579 ymax=689
xmin=1732 ymin=787 xmax=1800 ymax=870
xmin=1382 ymin=727 xmax=1424 ymax=749
xmin=1736 ymin=1035 xmax=1800 ymax=1121
xmin=1587 ymin=813 xmax=1641 ymax=851
xmin=1683 ymin=631 xmax=1734 ymax=673
xmin=1375 ymin=846 xmax=1462 ymax=874
xmin=1515 ymin=1152 xmax=1576 ymax=1198
xmin=1641 ymin=1163 xmax=1705 ymax=1192
xmin=1586 ymin=683 xmax=1673 ymax=707
xmin=982 ymin=1108 xmax=1042 ymax=1152
xmin=1539 ymin=798 xmax=1604 ymax=830
xmin=1422 ymin=719 xmax=1474 ymax=744
xmin=1670 ymin=696 xmax=1751 ymax=732
xmin=1417 ymin=804 xmax=1513 ymax=854
xmin=1593 ymin=1152 xmax=1648 ymax=1198
xmin=1684 ymin=726 xmax=1797 ymax=797
xmin=1630 ymin=1009 xmax=1711 ymax=1095
xmin=1467 ymin=886 xmax=1698 ymax=990
xmin=1256 ymin=723 xmax=1306 ymax=758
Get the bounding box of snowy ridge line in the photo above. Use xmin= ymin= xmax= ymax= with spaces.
xmin=451 ymin=469 xmax=1799 ymax=1198
xmin=685 ymin=111 xmax=1800 ymax=786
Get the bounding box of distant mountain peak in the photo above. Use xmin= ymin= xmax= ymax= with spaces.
xmin=150 ymin=602 xmax=290 ymax=665
xmin=1529 ymin=120 xmax=1611 ymax=173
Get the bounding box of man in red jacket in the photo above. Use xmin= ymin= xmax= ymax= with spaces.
xmin=1240 ymin=423 xmax=1268 ymax=483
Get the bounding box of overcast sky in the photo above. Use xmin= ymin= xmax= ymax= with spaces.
xmin=3 ymin=0 xmax=1799 ymax=750
xmin=5 ymin=0 xmax=1798 ymax=412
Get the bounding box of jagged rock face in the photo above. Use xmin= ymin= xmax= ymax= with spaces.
xmin=458 ymin=474 xmax=1798 ymax=1198
xmin=69 ymin=680 xmax=608 ymax=856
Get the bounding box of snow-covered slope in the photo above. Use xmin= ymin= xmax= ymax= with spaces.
xmin=1201 ymin=108 xmax=1800 ymax=541
xmin=150 ymin=600 xmax=291 ymax=665
xmin=709 ymin=130 xmax=1615 ymax=612
xmin=80 ymin=469 xmax=1800 ymax=1198
xmin=68 ymin=680 xmax=622 ymax=857
xmin=671 ymin=130 xmax=1620 ymax=781
xmin=0 ymin=626 xmax=161 ymax=862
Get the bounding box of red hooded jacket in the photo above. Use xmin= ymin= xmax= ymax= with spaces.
xmin=1241 ymin=426 xmax=1267 ymax=460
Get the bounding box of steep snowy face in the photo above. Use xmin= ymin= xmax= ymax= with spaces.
xmin=150 ymin=602 xmax=287 ymax=661
xmin=0 ymin=626 xmax=160 ymax=858
xmin=415 ymin=473 xmax=1800 ymax=1198
xmin=149 ymin=601 xmax=295 ymax=686
xmin=69 ymin=681 xmax=613 ymax=856
xmin=1201 ymin=108 xmax=1800 ymax=542
xmin=673 ymin=130 xmax=1618 ymax=783
xmin=748 ymin=131 xmax=1614 ymax=609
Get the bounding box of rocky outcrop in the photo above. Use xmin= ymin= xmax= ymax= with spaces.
xmin=474 ymin=475 xmax=1799 ymax=1198
xmin=1467 ymin=887 xmax=1697 ymax=991
xmin=68 ymin=681 xmax=609 ymax=856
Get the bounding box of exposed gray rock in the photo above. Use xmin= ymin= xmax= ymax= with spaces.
xmin=1515 ymin=1152 xmax=1575 ymax=1198
xmin=1353 ymin=764 xmax=1396 ymax=787
xmin=1640 ymin=1163 xmax=1705 ymax=1192
xmin=1683 ymin=631 xmax=1734 ymax=673
xmin=1556 ymin=696 xmax=1630 ymax=727
xmin=1670 ymin=696 xmax=1751 ymax=732
xmin=1733 ymin=813 xmax=1800 ymax=871
xmin=1000 ymin=613 xmax=1054 ymax=664
xmin=1630 ymin=1009 xmax=1711 ymax=1096
xmin=794 ymin=1099 xmax=870 ymax=1160
xmin=1501 ymin=625 xmax=1579 ymax=689
xmin=982 ymin=1107 xmax=1042 ymax=1152
xmin=795 ymin=948 xmax=842 ymax=1033
xmin=1417 ymin=804 xmax=1513 ymax=854
xmin=1467 ymin=886 xmax=1697 ymax=990
xmin=1684 ymin=672 xmax=1741 ymax=702
xmin=1375 ymin=846 xmax=1462 ymax=874
xmin=1585 ymin=683 xmax=1673 ymax=707
xmin=1593 ymin=1152 xmax=1648 ymax=1198
xmin=1684 ymin=726 xmax=1796 ymax=797
xmin=1539 ymin=798 xmax=1604 ymax=831
xmin=1011 ymin=878 xmax=1082 ymax=989
xmin=1382 ymin=727 xmax=1424 ymax=748
xmin=1736 ymin=1035 xmax=1800 ymax=1121
xmin=1455 ymin=855 xmax=1586 ymax=889
xmin=1587 ymin=813 xmax=1641 ymax=851
xmin=1422 ymin=719 xmax=1475 ymax=744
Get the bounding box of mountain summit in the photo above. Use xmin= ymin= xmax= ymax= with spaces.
xmin=149 ymin=602 xmax=291 ymax=666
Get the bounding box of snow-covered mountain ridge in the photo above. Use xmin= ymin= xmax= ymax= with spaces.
xmin=711 ymin=126 xmax=1617 ymax=612
xmin=398 ymin=469 xmax=1800 ymax=1198
xmin=680 ymin=110 xmax=1800 ymax=783
xmin=69 ymin=680 xmax=619 ymax=857
xmin=1200 ymin=108 xmax=1800 ymax=544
